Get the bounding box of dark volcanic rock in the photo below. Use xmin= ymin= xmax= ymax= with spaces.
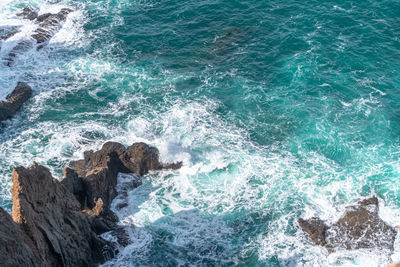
xmin=84 ymin=198 xmax=119 ymax=235
xmin=60 ymin=167 xmax=85 ymax=205
xmin=68 ymin=142 xmax=124 ymax=209
xmin=62 ymin=141 xmax=182 ymax=248
xmin=17 ymin=7 xmax=39 ymax=20
xmin=0 ymin=208 xmax=39 ymax=267
xmin=120 ymin=142 xmax=163 ymax=175
xmin=299 ymin=197 xmax=397 ymax=252
xmin=0 ymin=82 xmax=32 ymax=122
xmin=11 ymin=164 xmax=114 ymax=266
xmin=120 ymin=142 xmax=182 ymax=175
xmin=31 ymin=8 xmax=73 ymax=44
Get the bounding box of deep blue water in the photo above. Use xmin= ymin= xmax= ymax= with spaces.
xmin=1 ymin=0 xmax=400 ymax=266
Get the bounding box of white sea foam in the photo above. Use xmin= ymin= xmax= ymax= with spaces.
xmin=93 ymin=96 xmax=399 ymax=266
xmin=0 ymin=0 xmax=86 ymax=100
xmin=0 ymin=1 xmax=399 ymax=266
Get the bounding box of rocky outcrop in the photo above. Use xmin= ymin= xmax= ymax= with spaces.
xmin=0 ymin=141 xmax=181 ymax=266
xmin=299 ymin=197 xmax=397 ymax=252
xmin=11 ymin=164 xmax=113 ymax=266
xmin=31 ymin=8 xmax=73 ymax=45
xmin=0 ymin=208 xmax=39 ymax=267
xmin=66 ymin=141 xmax=182 ymax=210
xmin=0 ymin=82 xmax=32 ymax=123
xmin=62 ymin=141 xmax=181 ymax=242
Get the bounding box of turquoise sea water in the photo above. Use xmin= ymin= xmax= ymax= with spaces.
xmin=1 ymin=0 xmax=400 ymax=266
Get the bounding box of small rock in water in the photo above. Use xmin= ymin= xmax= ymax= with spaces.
xmin=299 ymin=197 xmax=397 ymax=252
xmin=0 ymin=82 xmax=32 ymax=122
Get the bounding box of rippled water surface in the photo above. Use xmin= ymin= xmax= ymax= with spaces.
xmin=1 ymin=0 xmax=400 ymax=266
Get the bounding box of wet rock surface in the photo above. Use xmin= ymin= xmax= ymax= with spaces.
xmin=3 ymin=7 xmax=74 ymax=66
xmin=31 ymin=8 xmax=73 ymax=45
xmin=65 ymin=141 xmax=182 ymax=245
xmin=17 ymin=7 xmax=39 ymax=21
xmin=4 ymin=41 xmax=33 ymax=66
xmin=0 ymin=27 xmax=20 ymax=42
xmin=299 ymin=197 xmax=397 ymax=252
xmin=0 ymin=82 xmax=32 ymax=123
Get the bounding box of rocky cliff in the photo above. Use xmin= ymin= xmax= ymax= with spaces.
xmin=0 ymin=142 xmax=181 ymax=267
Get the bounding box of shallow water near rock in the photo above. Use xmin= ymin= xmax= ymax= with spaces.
xmin=1 ymin=0 xmax=400 ymax=266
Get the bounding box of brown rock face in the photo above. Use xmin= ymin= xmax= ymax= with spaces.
xmin=120 ymin=142 xmax=163 ymax=175
xmin=0 ymin=208 xmax=39 ymax=267
xmin=0 ymin=82 xmax=32 ymax=122
xmin=11 ymin=164 xmax=113 ymax=267
xmin=299 ymin=197 xmax=397 ymax=252
xmin=62 ymin=141 xmax=182 ymax=245
xmin=67 ymin=141 xmax=182 ymax=210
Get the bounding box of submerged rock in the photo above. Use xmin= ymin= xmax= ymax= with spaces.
xmin=0 ymin=82 xmax=32 ymax=123
xmin=299 ymin=197 xmax=397 ymax=252
xmin=0 ymin=27 xmax=19 ymax=42
xmin=17 ymin=7 xmax=39 ymax=21
xmin=4 ymin=41 xmax=33 ymax=66
xmin=3 ymin=7 xmax=73 ymax=66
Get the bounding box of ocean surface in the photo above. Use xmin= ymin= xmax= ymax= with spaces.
xmin=1 ymin=0 xmax=400 ymax=266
